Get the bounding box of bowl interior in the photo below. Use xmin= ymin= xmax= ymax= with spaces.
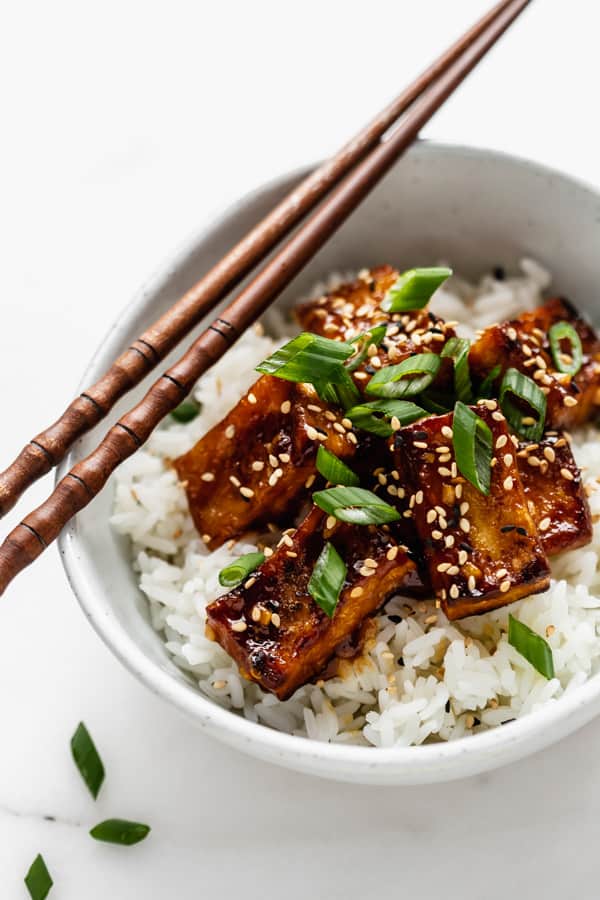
xmin=59 ymin=142 xmax=600 ymax=783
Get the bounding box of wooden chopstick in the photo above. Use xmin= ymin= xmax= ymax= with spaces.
xmin=0 ymin=0 xmax=519 ymax=520
xmin=0 ymin=0 xmax=532 ymax=595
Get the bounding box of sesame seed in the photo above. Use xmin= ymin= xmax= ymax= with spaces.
xmin=426 ymin=509 xmax=437 ymax=524
xmin=252 ymin=460 xmax=265 ymax=472
xmin=364 ymin=558 xmax=378 ymax=569
xmin=281 ymin=533 xmax=294 ymax=548
xmin=543 ymin=446 xmax=556 ymax=463
xmin=326 ymin=515 xmax=337 ymax=530
xmin=390 ymin=416 xmax=401 ymax=431
xmin=445 ymin=535 xmax=455 ymax=548
xmin=499 ymin=579 xmax=511 ymax=593
xmin=386 ymin=546 xmax=399 ymax=561
xmin=229 ymin=475 xmax=241 ymax=488
xmin=263 ymin=547 xmax=273 ymax=558
xmin=245 ymin=577 xmax=257 ymax=589
xmin=305 ymin=474 xmax=316 ymax=488
xmin=201 ymin=472 xmax=215 ymax=482
xmin=324 ymin=410 xmax=336 ymax=421
xmin=413 ymin=440 xmax=428 ymax=449
xmin=455 ymin=483 xmax=463 ymax=499
xmin=225 ymin=425 xmax=236 ymax=439
xmin=425 ymin=614 xmax=438 ymax=626
xmin=438 ymin=467 xmax=452 ymax=477
xmin=503 ymin=476 xmax=514 ymax=491
xmin=415 ymin=490 xmax=424 ymax=505
xmin=306 ymin=425 xmax=319 ymax=440
xmin=496 ymin=568 xmax=508 ymax=578
xmin=441 ymin=425 xmax=454 ymax=440
xmin=202 ymin=533 xmax=212 ymax=544
xmin=468 ymin=575 xmax=476 ymax=592
xmin=447 ymin=565 xmax=460 ymax=576
xmin=240 ymin=486 xmax=254 ymax=498
xmin=521 ymin=416 xmax=536 ymax=427
xmin=279 ymin=453 xmax=291 ymax=464
xmin=458 ymin=550 xmax=468 ymax=565
xmin=459 ymin=502 xmax=470 ymax=515
xmin=449 ymin=585 xmax=460 ymax=599
xmin=507 ymin=327 xmax=518 ymax=341
xmin=347 ymin=433 xmax=358 ymax=445
xmin=350 ymin=586 xmax=364 ymax=598
xmin=561 ymin=467 xmax=574 ymax=481
xmin=459 ymin=518 xmax=470 ymax=533
xmin=437 ymin=562 xmax=451 ymax=573
xmin=248 ymin=393 xmax=257 ymax=405
xmin=527 ymin=456 xmax=541 ymax=467
xmin=341 ymin=418 xmax=353 ymax=430
xmin=539 ymin=516 xmax=551 ymax=531
xmin=232 ymin=620 xmax=247 ymax=633
xmin=271 ymin=613 xmax=281 ymax=628
xmin=307 ymin=403 xmax=322 ymax=413
xmin=503 ymin=454 xmax=513 ymax=467
xmin=496 ymin=435 xmax=508 ymax=449
xmin=432 ymin=530 xmax=443 ymax=540
xmin=563 ymin=395 xmax=578 ymax=407
xmin=492 ymin=411 xmax=504 ymax=422
xmin=359 ymin=567 xmax=375 ymax=577
xmin=251 ymin=607 xmax=261 ymax=622
xmin=333 ymin=422 xmax=346 ymax=434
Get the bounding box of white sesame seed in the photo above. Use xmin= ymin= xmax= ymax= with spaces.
xmin=232 ymin=620 xmax=247 ymax=633
xmin=441 ymin=425 xmax=454 ymax=440
xmin=248 ymin=393 xmax=257 ymax=405
xmin=386 ymin=546 xmax=399 ymax=561
xmin=503 ymin=454 xmax=513 ymax=467
xmin=561 ymin=467 xmax=574 ymax=481
xmin=390 ymin=416 xmax=401 ymax=432
xmin=496 ymin=434 xmax=508 ymax=449
xmin=201 ymin=472 xmax=215 ymax=482
xmin=251 ymin=607 xmax=261 ymax=622
xmin=445 ymin=535 xmax=455 ymax=548
xmin=499 ymin=579 xmax=511 ymax=593
xmin=252 ymin=460 xmax=265 ymax=472
xmin=539 ymin=516 xmax=551 ymax=531
xmin=431 ymin=530 xmax=443 ymax=540
xmin=563 ymin=395 xmax=578 ymax=407
xmin=543 ymin=446 xmax=556 ymax=463
xmin=326 ymin=515 xmax=337 ymax=530
xmin=225 ymin=425 xmax=236 ymax=439
xmin=468 ymin=575 xmax=476 ymax=591
xmin=350 ymin=586 xmax=364 ymax=598
xmin=503 ymin=476 xmax=514 ymax=491
xmin=306 ymin=425 xmax=318 ymax=441
xmin=426 ymin=509 xmax=437 ymax=524
xmin=449 ymin=585 xmax=460 ymax=599
xmin=279 ymin=453 xmax=291 ymax=464
xmin=459 ymin=518 xmax=471 ymax=533
xmin=240 ymin=486 xmax=254 ymax=499
xmin=496 ymin=568 xmax=508 ymax=578
xmin=229 ymin=475 xmax=241 ymax=488
xmin=271 ymin=613 xmax=281 ymax=628
xmin=458 ymin=550 xmax=468 ymax=565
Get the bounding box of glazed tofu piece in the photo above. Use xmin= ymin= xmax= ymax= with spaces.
xmin=206 ymin=507 xmax=420 ymax=699
xmin=296 ymin=265 xmax=456 ymax=389
xmin=517 ymin=431 xmax=592 ymax=556
xmin=392 ymin=401 xmax=551 ymax=620
xmin=174 ymin=376 xmax=357 ymax=550
xmin=469 ymin=297 xmax=600 ymax=429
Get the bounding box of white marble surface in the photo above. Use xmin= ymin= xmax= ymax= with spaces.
xmin=1 ymin=0 xmax=600 ymax=896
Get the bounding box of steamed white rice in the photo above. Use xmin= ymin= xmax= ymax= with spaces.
xmin=111 ymin=260 xmax=600 ymax=747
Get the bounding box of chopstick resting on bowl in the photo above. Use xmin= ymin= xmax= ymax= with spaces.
xmin=0 ymin=0 xmax=532 ymax=595
xmin=0 ymin=0 xmax=525 ymax=520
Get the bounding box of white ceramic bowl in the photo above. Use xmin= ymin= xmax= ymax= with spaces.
xmin=59 ymin=141 xmax=600 ymax=785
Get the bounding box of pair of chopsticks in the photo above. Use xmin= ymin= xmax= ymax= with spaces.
xmin=0 ymin=0 xmax=532 ymax=595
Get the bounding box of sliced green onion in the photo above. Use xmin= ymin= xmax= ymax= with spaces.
xmin=24 ymin=855 xmax=53 ymax=900
xmin=345 ymin=399 xmax=426 ymax=437
xmin=90 ymin=819 xmax=151 ymax=846
xmin=381 ymin=267 xmax=452 ymax=312
xmin=308 ymin=542 xmax=347 ymax=617
xmin=477 ymin=364 xmax=501 ymax=399
xmin=218 ymin=552 xmax=265 ymax=588
xmin=171 ymin=399 xmax=200 ymax=423
xmin=452 ymin=402 xmax=492 ymax=495
xmin=316 ymin=446 xmax=359 ymax=486
xmin=345 ymin=324 xmax=387 ymax=372
xmin=71 ymin=722 xmax=105 ymax=800
xmin=499 ymin=367 xmax=547 ymax=441
xmin=549 ymin=321 xmax=583 ymax=375
xmin=419 ymin=390 xmax=454 ymax=414
xmin=313 ymin=486 xmax=400 ymax=525
xmin=314 ymin=366 xmax=360 ymax=410
xmin=441 ymin=337 xmax=472 ymax=403
xmin=366 ymin=353 xmax=441 ymax=399
xmin=508 ymin=614 xmax=555 ymax=679
xmin=256 ymin=332 xmax=353 ymax=383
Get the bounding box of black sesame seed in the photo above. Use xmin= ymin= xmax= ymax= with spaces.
xmin=500 ymin=525 xmax=516 ymax=533
xmin=516 ymin=526 xmax=528 ymax=536
xmin=388 ymin=614 xmax=402 ymax=624
xmin=445 ymin=700 xmax=451 ymax=713
xmin=459 ymin=542 xmax=473 ymax=553
xmin=493 ymin=266 xmax=505 ymax=281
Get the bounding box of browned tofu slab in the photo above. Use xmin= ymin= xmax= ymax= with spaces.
xmin=296 ymin=265 xmax=456 ymax=391
xmin=469 ymin=297 xmax=600 ymax=429
xmin=206 ymin=507 xmax=420 ymax=699
xmin=174 ymin=376 xmax=357 ymax=550
xmin=517 ymin=431 xmax=592 ymax=556
xmin=391 ymin=401 xmax=551 ymax=620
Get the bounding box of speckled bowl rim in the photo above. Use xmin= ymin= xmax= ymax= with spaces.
xmin=58 ymin=141 xmax=600 ymax=784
